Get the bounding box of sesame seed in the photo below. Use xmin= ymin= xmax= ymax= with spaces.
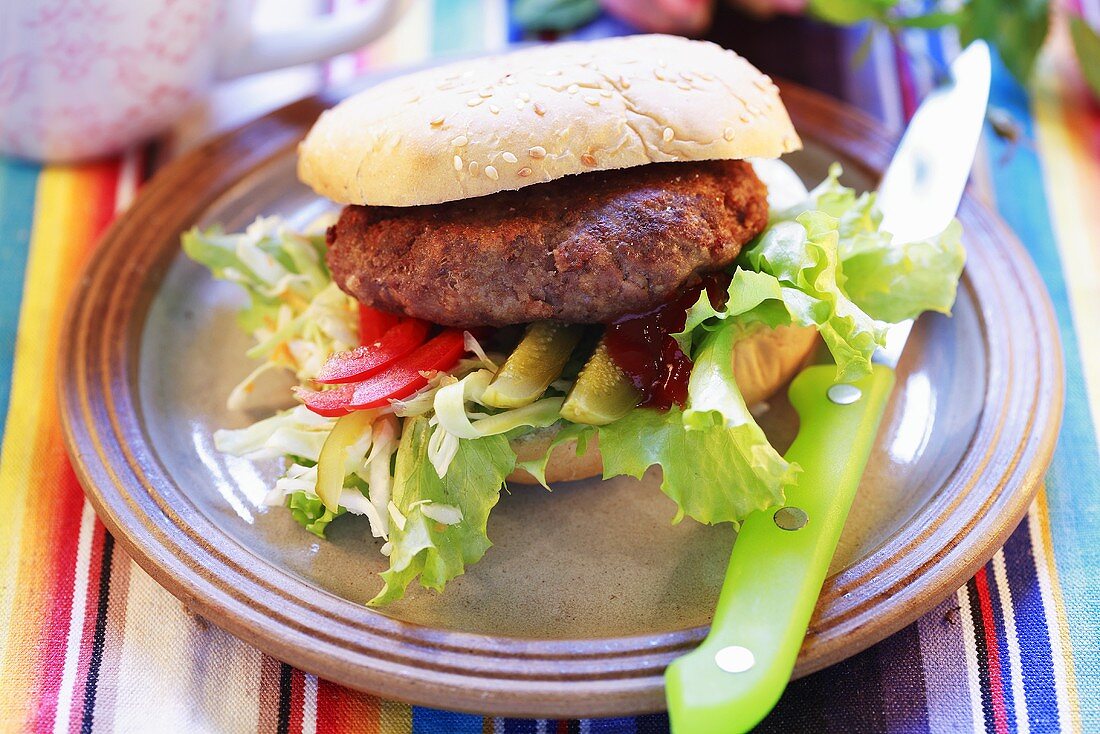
xmin=753 ymin=78 xmax=769 ymax=91
xmin=469 ymin=161 xmax=479 ymax=176
xmin=484 ymin=165 xmax=499 ymax=180
xmin=662 ymin=127 xmax=674 ymax=142
xmin=697 ymin=71 xmax=714 ymax=81
xmin=528 ymin=146 xmax=547 ymax=159
xmin=658 ymin=58 xmax=668 ymax=67
xmin=619 ymin=75 xmax=631 ymax=89
xmin=520 ymin=92 xmax=531 ymax=102
xmin=517 ymin=167 xmax=533 ymax=177
xmin=502 ymin=151 xmax=518 ymax=163
xmin=567 ymin=84 xmax=579 ymax=94
xmin=490 ymin=104 xmax=500 ymax=114
xmin=429 ymin=115 xmax=444 ymax=126
xmin=739 ymin=113 xmax=751 ymax=123
xmin=724 ymin=127 xmax=735 ymax=141
xmin=451 ymin=135 xmax=468 ymax=147
xmin=581 ymin=153 xmax=597 ymax=167
xmin=479 ymin=87 xmax=493 ymax=98
xmin=654 ymin=69 xmax=667 ymax=81
xmin=467 ymin=97 xmax=482 ymax=107
xmin=405 ymin=93 xmax=420 ymax=104
xmin=679 ymin=71 xmax=694 ymax=82
xmin=453 ymin=155 xmax=463 ymax=171
xmin=600 ymin=90 xmax=612 ymax=98
xmin=677 ymin=81 xmax=692 ymax=91
xmin=514 ymin=99 xmax=525 ymax=109
xmin=584 ymin=95 xmax=599 ymax=105
xmin=747 ymin=104 xmax=760 ymax=115
xmin=546 ymin=69 xmax=562 ymax=76
xmin=533 ymin=103 xmax=546 ymax=116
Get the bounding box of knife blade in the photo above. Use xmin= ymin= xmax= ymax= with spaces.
xmin=665 ymin=41 xmax=991 ymax=734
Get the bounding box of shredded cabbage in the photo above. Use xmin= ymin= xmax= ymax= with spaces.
xmin=183 ymin=217 xmax=358 ymax=400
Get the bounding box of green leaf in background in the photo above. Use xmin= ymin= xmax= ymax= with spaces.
xmin=958 ymin=0 xmax=1050 ymax=83
xmin=1070 ymin=15 xmax=1100 ymax=99
xmin=513 ymin=0 xmax=600 ymax=32
xmin=370 ymin=416 xmax=515 ymax=605
xmin=808 ymin=0 xmax=896 ymax=25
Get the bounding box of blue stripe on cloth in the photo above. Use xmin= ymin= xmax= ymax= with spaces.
xmin=1004 ymin=515 xmax=1061 ymax=731
xmin=983 ymin=51 xmax=1099 ymax=729
xmin=588 ymin=718 xmax=641 ymax=733
xmin=412 ymin=707 xmax=484 ymax=734
xmin=0 ymin=158 xmax=38 ymax=431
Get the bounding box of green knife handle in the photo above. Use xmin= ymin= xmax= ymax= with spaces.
xmin=666 ymin=364 xmax=896 ymax=733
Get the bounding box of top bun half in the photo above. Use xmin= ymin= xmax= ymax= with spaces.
xmin=298 ymin=34 xmax=802 ymax=207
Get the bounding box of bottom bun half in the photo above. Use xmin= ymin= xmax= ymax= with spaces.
xmin=507 ymin=323 xmax=819 ymax=484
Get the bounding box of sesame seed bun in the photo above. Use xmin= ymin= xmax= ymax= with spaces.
xmin=298 ymin=34 xmax=802 ymax=208
xmin=507 ymin=323 xmax=818 ymax=484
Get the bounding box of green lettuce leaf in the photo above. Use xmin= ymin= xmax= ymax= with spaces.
xmin=742 ymin=212 xmax=887 ymax=381
xmin=599 ymin=322 xmax=797 ymax=525
xmin=802 ymin=165 xmax=966 ymax=323
xmin=371 ymin=416 xmax=516 ymax=605
xmin=287 ymin=491 xmax=345 ymax=538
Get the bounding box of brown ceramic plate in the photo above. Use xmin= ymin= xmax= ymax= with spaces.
xmin=59 ymin=80 xmax=1062 ymax=718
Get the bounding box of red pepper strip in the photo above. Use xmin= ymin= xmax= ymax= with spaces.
xmin=314 ymin=318 xmax=431 ymax=384
xmin=359 ymin=304 xmax=402 ymax=345
xmin=296 ymin=330 xmax=467 ymax=416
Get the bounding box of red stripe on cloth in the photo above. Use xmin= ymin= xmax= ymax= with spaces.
xmin=67 ymin=522 xmax=110 ymax=734
xmin=316 ymin=678 xmax=381 ymax=733
xmin=26 ymin=467 xmax=87 ymax=733
xmin=975 ymin=567 xmax=1011 ymax=734
xmin=288 ymin=668 xmax=306 ymax=734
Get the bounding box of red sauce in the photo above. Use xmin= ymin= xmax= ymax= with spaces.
xmin=604 ymin=273 xmax=730 ymax=409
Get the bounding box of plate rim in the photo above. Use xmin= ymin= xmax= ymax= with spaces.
xmin=58 ymin=79 xmax=1064 ymax=718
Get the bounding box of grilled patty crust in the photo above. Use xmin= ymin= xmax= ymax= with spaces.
xmin=326 ymin=159 xmax=769 ymax=327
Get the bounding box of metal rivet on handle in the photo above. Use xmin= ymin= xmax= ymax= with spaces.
xmin=715 ymin=645 xmax=756 ymax=673
xmin=774 ymin=506 xmax=808 ymax=531
xmin=827 ymin=383 xmax=862 ymax=405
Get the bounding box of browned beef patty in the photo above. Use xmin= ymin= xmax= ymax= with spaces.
xmin=326 ymin=159 xmax=768 ymax=327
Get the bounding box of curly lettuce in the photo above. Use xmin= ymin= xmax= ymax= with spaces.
xmin=371 ymin=415 xmax=515 ymax=605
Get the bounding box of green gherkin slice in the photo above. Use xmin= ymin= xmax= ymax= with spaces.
xmin=560 ymin=340 xmax=641 ymax=426
xmin=481 ymin=321 xmax=584 ymax=409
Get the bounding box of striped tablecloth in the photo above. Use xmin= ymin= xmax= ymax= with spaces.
xmin=1 ymin=1 xmax=1097 ymax=732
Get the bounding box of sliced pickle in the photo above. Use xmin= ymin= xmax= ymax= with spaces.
xmin=560 ymin=341 xmax=641 ymax=425
xmin=481 ymin=321 xmax=584 ymax=409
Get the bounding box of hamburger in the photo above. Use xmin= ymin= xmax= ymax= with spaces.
xmin=186 ymin=35 xmax=964 ymax=604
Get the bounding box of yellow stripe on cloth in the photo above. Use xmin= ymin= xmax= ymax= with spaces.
xmin=0 ymin=163 xmax=116 ymax=730
xmin=1033 ymin=26 xmax=1100 ymax=458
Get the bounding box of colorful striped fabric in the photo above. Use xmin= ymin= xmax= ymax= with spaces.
xmin=1 ymin=0 xmax=1097 ymax=731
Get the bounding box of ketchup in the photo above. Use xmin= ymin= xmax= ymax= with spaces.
xmin=603 ymin=273 xmax=730 ymax=409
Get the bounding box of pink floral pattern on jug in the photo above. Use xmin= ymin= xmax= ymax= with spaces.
xmin=0 ymin=0 xmax=408 ymax=162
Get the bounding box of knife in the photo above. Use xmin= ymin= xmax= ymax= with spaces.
xmin=665 ymin=41 xmax=992 ymax=734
